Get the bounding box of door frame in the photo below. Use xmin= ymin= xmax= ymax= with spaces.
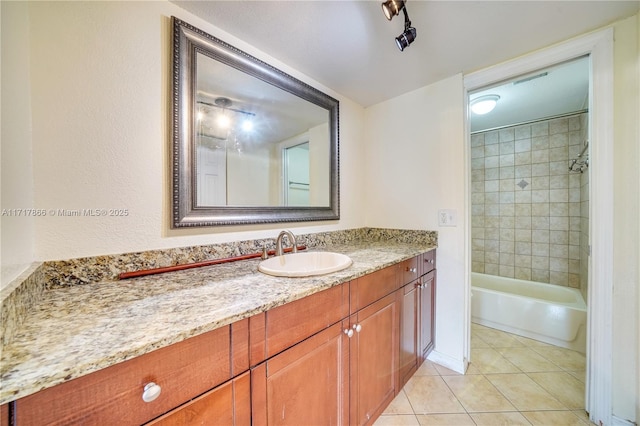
xmin=463 ymin=28 xmax=614 ymax=425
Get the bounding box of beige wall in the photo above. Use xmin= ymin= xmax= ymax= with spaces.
xmin=17 ymin=1 xmax=365 ymax=263
xmin=365 ymin=75 xmax=467 ymax=370
xmin=1 ymin=2 xmax=35 ymax=286
xmin=611 ymin=14 xmax=639 ymax=423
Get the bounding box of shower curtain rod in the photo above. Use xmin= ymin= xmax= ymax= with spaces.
xmin=470 ymin=109 xmax=588 ymax=135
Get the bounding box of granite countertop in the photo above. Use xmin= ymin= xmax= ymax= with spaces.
xmin=0 ymin=240 xmax=435 ymax=404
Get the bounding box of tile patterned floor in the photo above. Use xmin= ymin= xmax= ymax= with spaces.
xmin=375 ymin=323 xmax=592 ymax=425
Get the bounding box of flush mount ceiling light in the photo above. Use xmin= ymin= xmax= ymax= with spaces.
xmin=381 ymin=0 xmax=417 ymax=51
xmin=470 ymin=94 xmax=500 ymax=115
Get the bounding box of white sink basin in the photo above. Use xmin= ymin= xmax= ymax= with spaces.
xmin=258 ymin=252 xmax=353 ymax=277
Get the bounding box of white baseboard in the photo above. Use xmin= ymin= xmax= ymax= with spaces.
xmin=426 ymin=350 xmax=467 ymax=374
xmin=611 ymin=415 xmax=636 ymax=426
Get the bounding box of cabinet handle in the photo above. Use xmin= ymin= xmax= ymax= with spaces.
xmin=353 ymin=324 xmax=362 ymax=333
xmin=142 ymin=382 xmax=162 ymax=403
xmin=344 ymin=328 xmax=354 ymax=338
xmin=425 ymin=258 xmax=434 ymax=264
xmin=406 ymin=267 xmax=417 ymax=273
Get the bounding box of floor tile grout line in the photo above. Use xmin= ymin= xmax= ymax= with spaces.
xmin=380 ymin=325 xmax=588 ymax=425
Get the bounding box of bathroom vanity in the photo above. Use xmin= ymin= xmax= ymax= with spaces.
xmin=0 ymin=230 xmax=436 ymax=425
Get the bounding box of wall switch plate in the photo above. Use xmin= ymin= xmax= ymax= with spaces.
xmin=438 ymin=209 xmax=457 ymax=227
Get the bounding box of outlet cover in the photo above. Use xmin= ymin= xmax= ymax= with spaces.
xmin=438 ymin=209 xmax=457 ymax=227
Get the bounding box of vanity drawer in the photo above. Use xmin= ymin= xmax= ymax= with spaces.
xmin=146 ymin=372 xmax=250 ymax=426
xmin=400 ymin=256 xmax=420 ymax=286
xmin=350 ymin=264 xmax=399 ymax=313
xmin=251 ymin=283 xmax=349 ymax=364
xmin=14 ymin=325 xmax=235 ymax=426
xmin=423 ymin=250 xmax=436 ymax=274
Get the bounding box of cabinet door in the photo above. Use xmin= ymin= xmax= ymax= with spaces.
xmin=350 ymin=293 xmax=399 ymax=426
xmin=419 ymin=270 xmax=436 ymax=360
xmin=251 ymin=321 xmax=349 ymax=426
xmin=398 ymin=280 xmax=420 ymax=388
xmin=0 ymin=404 xmax=8 ymax=426
xmin=146 ymin=372 xmax=250 ymax=426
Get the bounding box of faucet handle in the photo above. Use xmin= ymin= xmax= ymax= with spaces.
xmin=261 ymin=246 xmax=269 ymax=260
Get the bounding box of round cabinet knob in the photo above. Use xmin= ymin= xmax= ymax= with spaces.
xmin=406 ymin=267 xmax=417 ymax=273
xmin=344 ymin=328 xmax=354 ymax=338
xmin=353 ymin=324 xmax=362 ymax=333
xmin=142 ymin=382 xmax=161 ymax=403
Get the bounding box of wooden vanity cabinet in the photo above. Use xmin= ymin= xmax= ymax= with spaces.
xmin=251 ymin=264 xmax=402 ymax=426
xmin=146 ymin=372 xmax=250 ymax=426
xmin=13 ymin=321 xmax=249 ymax=426
xmin=419 ymin=269 xmax=436 ymax=360
xmin=256 ymin=283 xmax=349 ymax=363
xmin=250 ymin=284 xmax=351 ymax=425
xmin=251 ymin=320 xmax=350 ymax=425
xmin=398 ymin=251 xmax=437 ymax=388
xmin=399 ymin=256 xmax=420 ymax=287
xmin=9 ymin=251 xmax=435 ymax=426
xmin=423 ymin=249 xmax=436 ymax=274
xmin=1 ymin=404 xmax=8 ymax=426
xmin=346 ymin=265 xmax=402 ymax=425
xmin=398 ymin=277 xmax=420 ymax=387
xmin=420 ymin=250 xmax=436 ymax=360
xmin=349 ymin=292 xmax=399 ymax=426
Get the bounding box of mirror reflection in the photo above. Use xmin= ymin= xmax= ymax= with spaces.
xmin=195 ymin=53 xmax=330 ymax=207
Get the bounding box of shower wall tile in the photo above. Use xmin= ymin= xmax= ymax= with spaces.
xmin=471 ymin=113 xmax=587 ymax=287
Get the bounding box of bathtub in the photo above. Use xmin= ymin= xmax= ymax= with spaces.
xmin=471 ymin=273 xmax=587 ymax=353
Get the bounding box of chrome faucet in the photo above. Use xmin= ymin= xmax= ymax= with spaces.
xmin=275 ymin=230 xmax=298 ymax=256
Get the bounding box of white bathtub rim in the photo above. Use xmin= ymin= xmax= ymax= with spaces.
xmin=471 ymin=272 xmax=587 ymax=310
xmin=471 ymin=273 xmax=587 ymax=353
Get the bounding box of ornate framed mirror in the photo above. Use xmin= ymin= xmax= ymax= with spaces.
xmin=172 ymin=17 xmax=340 ymax=227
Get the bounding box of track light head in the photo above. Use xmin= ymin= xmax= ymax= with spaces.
xmin=381 ymin=0 xmax=405 ymax=20
xmin=395 ymin=26 xmax=416 ymax=51
xmin=382 ymin=1 xmax=417 ymax=51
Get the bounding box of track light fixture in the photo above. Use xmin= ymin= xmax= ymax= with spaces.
xmin=381 ymin=0 xmax=405 ymax=20
xmin=381 ymin=0 xmax=417 ymax=51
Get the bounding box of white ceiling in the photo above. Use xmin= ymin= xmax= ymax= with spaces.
xmin=470 ymin=55 xmax=590 ymax=132
xmin=172 ymin=0 xmax=638 ymax=109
